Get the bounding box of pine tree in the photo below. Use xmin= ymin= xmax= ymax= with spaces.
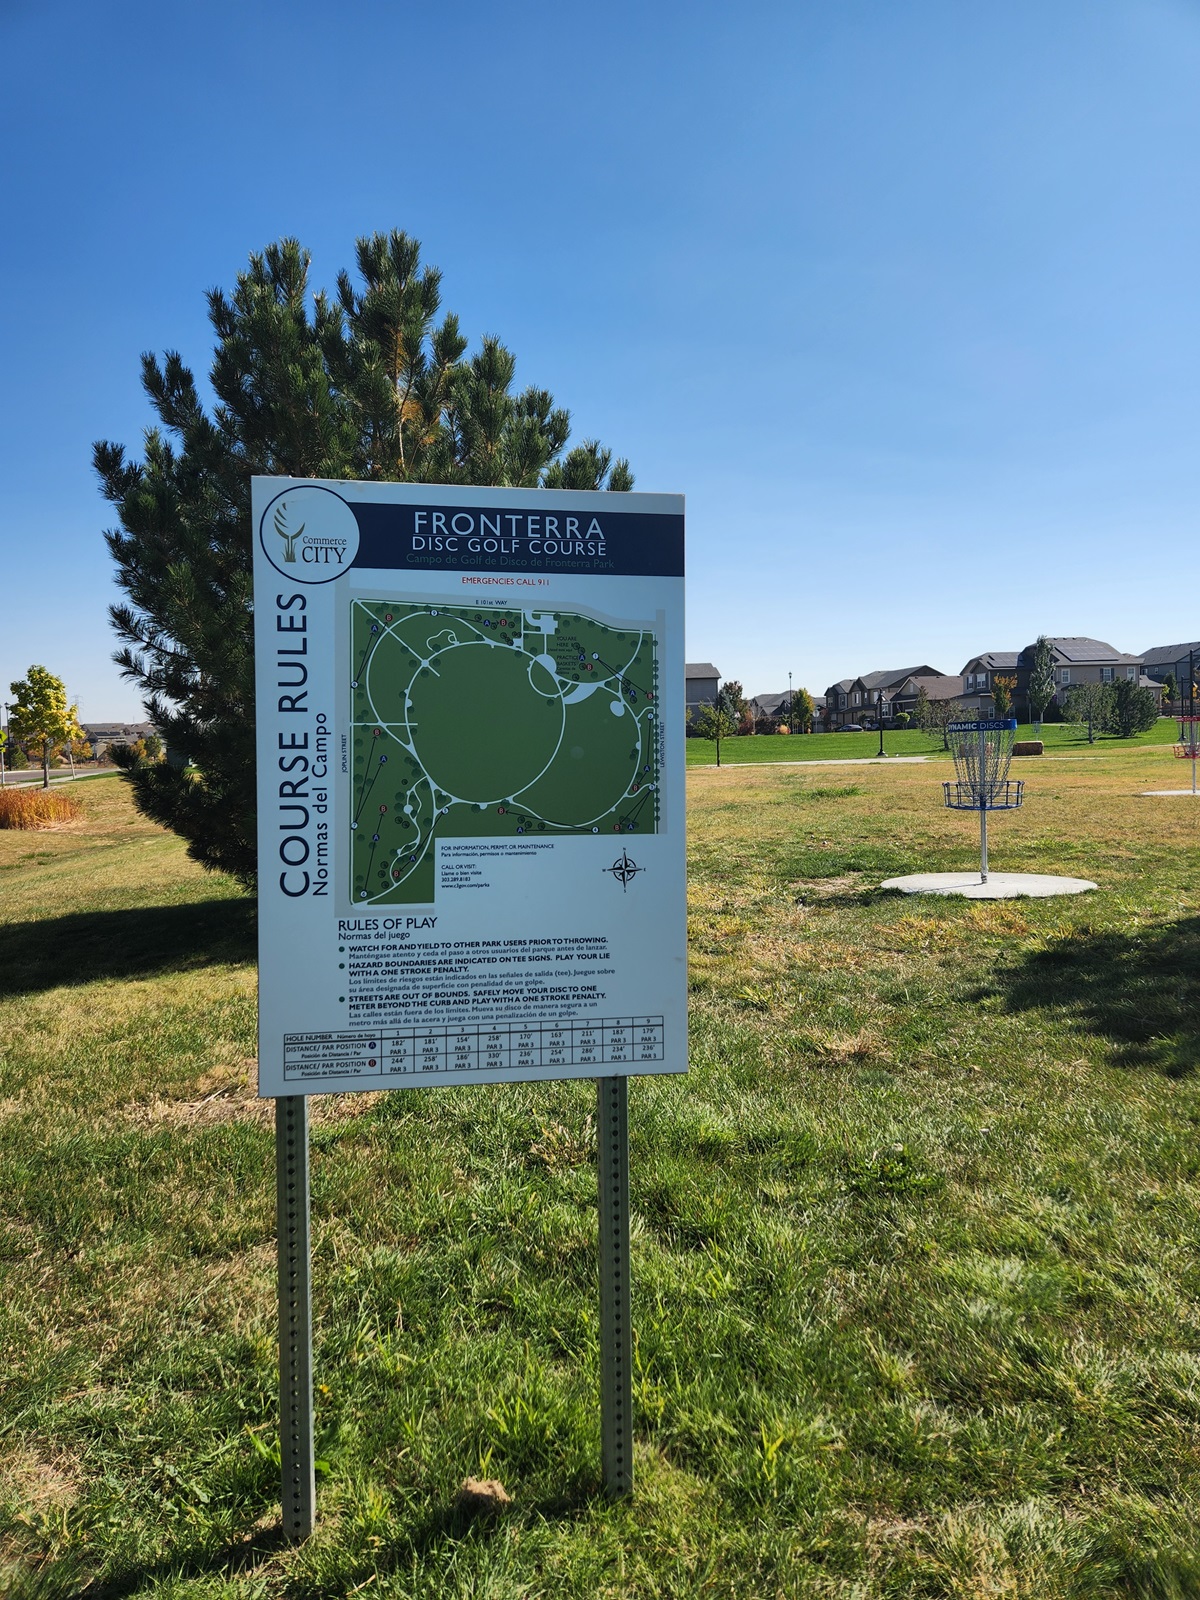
xmin=96 ymin=234 xmax=633 ymax=886
xmin=8 ymin=666 xmax=82 ymax=789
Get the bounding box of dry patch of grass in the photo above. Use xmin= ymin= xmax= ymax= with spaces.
xmin=0 ymin=1448 xmax=81 ymax=1515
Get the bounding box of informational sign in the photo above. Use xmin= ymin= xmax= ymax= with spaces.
xmin=252 ymin=478 xmax=686 ymax=1096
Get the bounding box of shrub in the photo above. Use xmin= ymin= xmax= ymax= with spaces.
xmin=0 ymin=788 xmax=84 ymax=829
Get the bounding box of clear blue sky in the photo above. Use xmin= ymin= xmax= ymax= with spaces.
xmin=2 ymin=0 xmax=1198 ymax=718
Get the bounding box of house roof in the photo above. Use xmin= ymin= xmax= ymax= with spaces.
xmin=1035 ymin=637 xmax=1140 ymax=665
xmin=1141 ymin=642 xmax=1200 ymax=667
xmin=858 ymin=664 xmax=942 ymax=691
xmin=750 ymin=692 xmax=789 ymax=715
xmin=685 ymin=662 xmax=720 ymax=678
xmin=901 ymin=675 xmax=964 ymax=700
xmin=961 ymin=651 xmax=1020 ymax=672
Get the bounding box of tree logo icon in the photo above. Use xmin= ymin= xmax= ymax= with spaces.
xmin=258 ymin=484 xmax=360 ymax=583
xmin=274 ymin=502 xmax=304 ymax=563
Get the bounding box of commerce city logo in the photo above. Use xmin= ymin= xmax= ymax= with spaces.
xmin=259 ymin=484 xmax=360 ymax=583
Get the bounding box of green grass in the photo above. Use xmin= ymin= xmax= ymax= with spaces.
xmin=687 ymin=717 xmax=1181 ymax=765
xmin=4 ymin=758 xmax=1200 ymax=1596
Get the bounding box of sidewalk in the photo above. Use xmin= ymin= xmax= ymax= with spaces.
xmin=689 ymin=755 xmax=932 ymax=770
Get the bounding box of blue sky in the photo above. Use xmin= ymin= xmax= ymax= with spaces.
xmin=2 ymin=0 xmax=1198 ymax=718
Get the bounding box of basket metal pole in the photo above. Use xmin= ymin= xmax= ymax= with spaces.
xmin=980 ymin=802 xmax=988 ymax=882
xmin=978 ymin=725 xmax=989 ymax=883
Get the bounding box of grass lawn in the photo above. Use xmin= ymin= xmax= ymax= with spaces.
xmin=3 ymin=757 xmax=1200 ymax=1596
xmin=686 ymin=717 xmax=1181 ymax=766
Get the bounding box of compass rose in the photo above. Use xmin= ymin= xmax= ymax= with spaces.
xmin=603 ymin=849 xmax=644 ymax=891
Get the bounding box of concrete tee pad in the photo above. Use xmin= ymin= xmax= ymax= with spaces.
xmin=881 ymin=871 xmax=1097 ymax=899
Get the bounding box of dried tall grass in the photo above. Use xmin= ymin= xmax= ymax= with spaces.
xmin=0 ymin=787 xmax=83 ymax=829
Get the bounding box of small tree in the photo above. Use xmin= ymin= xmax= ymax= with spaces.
xmin=692 ymin=697 xmax=739 ymax=767
xmin=1162 ymin=673 xmax=1178 ymax=710
xmin=1063 ymin=682 xmax=1112 ymax=744
xmin=992 ymin=674 xmax=1017 ymax=719
xmin=8 ymin=667 xmax=82 ymax=788
xmin=915 ymin=687 xmax=961 ymax=750
xmin=1027 ymin=636 xmax=1056 ymax=729
xmin=1109 ymin=679 xmax=1158 ymax=738
xmin=790 ymin=687 xmax=814 ymax=733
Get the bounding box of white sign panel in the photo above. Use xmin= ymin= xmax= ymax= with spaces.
xmin=252 ymin=478 xmax=686 ymax=1096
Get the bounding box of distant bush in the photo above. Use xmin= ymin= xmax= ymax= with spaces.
xmin=892 ymin=712 xmax=911 ymax=729
xmin=0 ymin=788 xmax=84 ymax=829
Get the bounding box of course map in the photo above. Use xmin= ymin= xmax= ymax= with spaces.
xmin=349 ymin=600 xmax=661 ymax=904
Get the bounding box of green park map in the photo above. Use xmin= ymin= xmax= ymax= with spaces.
xmin=349 ymin=600 xmax=661 ymax=904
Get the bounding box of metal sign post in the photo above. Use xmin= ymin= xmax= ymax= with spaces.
xmin=597 ymin=1076 xmax=633 ymax=1495
xmin=276 ymin=1095 xmax=315 ymax=1540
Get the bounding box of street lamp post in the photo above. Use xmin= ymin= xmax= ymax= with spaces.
xmin=877 ymin=690 xmax=885 ymax=757
xmin=788 ymin=671 xmax=793 ymax=735
xmin=0 ymin=703 xmax=8 ymax=788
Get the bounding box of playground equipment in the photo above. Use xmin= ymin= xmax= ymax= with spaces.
xmin=941 ymin=719 xmax=1023 ymax=884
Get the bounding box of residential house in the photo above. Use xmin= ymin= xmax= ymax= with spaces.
xmin=748 ymin=691 xmax=789 ymax=721
xmin=1141 ymin=642 xmax=1200 ymax=707
xmin=957 ymin=638 xmax=1144 ymax=719
xmin=82 ymin=722 xmax=159 ymax=758
xmin=959 ymin=652 xmax=1021 ymax=718
xmin=685 ymin=663 xmax=720 ymax=716
xmin=748 ymin=690 xmax=826 ymax=729
xmin=891 ymin=674 xmax=965 ymax=723
xmin=823 ymin=666 xmax=943 ymax=729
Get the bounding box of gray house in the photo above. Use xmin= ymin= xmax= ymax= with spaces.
xmin=1142 ymin=642 xmax=1200 ymax=703
xmin=685 ymin=663 xmax=721 ymax=714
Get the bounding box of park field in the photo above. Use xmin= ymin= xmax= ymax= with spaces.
xmin=686 ymin=717 xmax=1181 ymax=765
xmin=3 ymin=756 xmax=1200 ymax=1597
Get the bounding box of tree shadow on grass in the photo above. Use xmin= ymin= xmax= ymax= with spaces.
xmin=983 ymin=915 xmax=1200 ymax=1078
xmin=0 ymin=899 xmax=255 ymax=999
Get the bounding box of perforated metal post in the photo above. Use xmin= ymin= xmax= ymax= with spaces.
xmin=597 ymin=1075 xmax=633 ymax=1496
xmin=276 ymin=1094 xmax=315 ymax=1540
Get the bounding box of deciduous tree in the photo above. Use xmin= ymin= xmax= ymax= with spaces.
xmin=1027 ymin=636 xmax=1056 ymax=728
xmin=790 ymin=687 xmax=814 ymax=734
xmin=1063 ymin=682 xmax=1111 ymax=744
xmin=97 ymin=233 xmax=633 ymax=887
xmin=8 ymin=666 xmax=82 ymax=788
xmin=992 ymin=674 xmax=1016 ymax=719
xmin=915 ymin=688 xmax=961 ymax=750
xmin=692 ymin=699 xmax=739 ymax=766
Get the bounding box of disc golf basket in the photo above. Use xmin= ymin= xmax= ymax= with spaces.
xmin=943 ymin=719 xmax=1024 ymax=884
xmin=1175 ymin=715 xmax=1200 ymax=794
